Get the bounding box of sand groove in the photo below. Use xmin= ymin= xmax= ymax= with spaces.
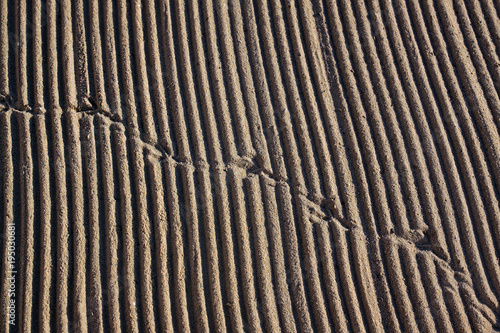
xmin=1 ymin=0 xmax=500 ymax=332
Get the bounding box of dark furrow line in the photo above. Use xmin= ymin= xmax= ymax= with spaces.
xmin=435 ymin=260 xmax=473 ymax=332
xmin=318 ymin=1 xmax=401 ymax=330
xmin=66 ymin=112 xmax=87 ymax=332
xmin=399 ymin=0 xmax=471 ymax=273
xmin=80 ymin=117 xmax=104 ymax=333
xmin=348 ymin=0 xmax=418 ymax=239
xmin=382 ymin=238 xmax=421 ymax=333
xmin=88 ymin=0 xmax=109 ymax=114
xmin=331 ymin=225 xmax=366 ymax=333
xmin=46 ymin=0 xmax=60 ymax=112
xmin=479 ymin=0 xmax=500 ymax=62
xmin=185 ymin=0 xmax=225 ymax=167
xmin=116 ymin=0 xmax=140 ymax=136
xmin=416 ymin=253 xmax=455 ymax=332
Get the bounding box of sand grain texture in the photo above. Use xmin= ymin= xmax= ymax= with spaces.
xmin=1 ymin=0 xmax=500 ymax=332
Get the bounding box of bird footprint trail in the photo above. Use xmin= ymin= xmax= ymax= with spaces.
xmin=1 ymin=0 xmax=500 ymax=332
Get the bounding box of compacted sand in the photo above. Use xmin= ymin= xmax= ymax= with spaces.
xmin=1 ymin=0 xmax=500 ymax=332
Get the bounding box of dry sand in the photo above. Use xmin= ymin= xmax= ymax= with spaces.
xmin=1 ymin=0 xmax=500 ymax=331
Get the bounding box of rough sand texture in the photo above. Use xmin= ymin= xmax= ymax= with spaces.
xmin=1 ymin=0 xmax=500 ymax=332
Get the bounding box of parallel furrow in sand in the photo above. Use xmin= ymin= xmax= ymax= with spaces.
xmin=181 ymin=164 xmax=210 ymax=332
xmin=142 ymin=0 xmax=171 ymax=148
xmin=51 ymin=110 xmax=69 ymax=333
xmin=227 ymin=169 xmax=262 ymax=332
xmin=80 ymin=117 xmax=104 ymax=333
xmin=145 ymin=156 xmax=174 ymax=333
xmin=275 ymin=183 xmax=314 ymax=332
xmin=130 ymin=0 xmax=158 ymax=144
xmin=196 ymin=169 xmax=227 ymax=332
xmin=18 ymin=114 xmax=34 ymax=332
xmin=260 ymin=177 xmax=297 ymax=333
xmin=88 ymin=0 xmax=110 ymax=114
xmin=244 ymin=175 xmax=281 ymax=332
xmin=14 ymin=0 xmax=28 ymax=109
xmin=226 ymin=0 xmax=273 ymax=173
xmin=113 ymin=128 xmax=139 ymax=333
xmin=73 ymin=0 xmax=92 ymax=110
xmin=0 ymin=113 xmax=13 ymax=333
xmin=32 ymin=0 xmax=45 ymax=113
xmin=238 ymin=0 xmax=288 ymax=180
xmin=0 ymin=0 xmax=8 ymax=98
xmin=35 ymin=115 xmax=52 ymax=333
xmin=129 ymin=141 xmax=156 ymax=332
xmin=66 ymin=112 xmax=88 ymax=332
xmin=211 ymin=170 xmax=244 ymax=332
xmin=162 ymin=159 xmax=190 ymax=332
xmin=98 ymin=118 xmax=121 ymax=332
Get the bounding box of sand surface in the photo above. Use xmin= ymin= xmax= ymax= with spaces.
xmin=1 ymin=0 xmax=500 ymax=331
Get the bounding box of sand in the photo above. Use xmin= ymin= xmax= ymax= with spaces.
xmin=1 ymin=0 xmax=500 ymax=331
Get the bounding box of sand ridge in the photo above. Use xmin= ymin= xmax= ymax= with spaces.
xmin=1 ymin=0 xmax=500 ymax=331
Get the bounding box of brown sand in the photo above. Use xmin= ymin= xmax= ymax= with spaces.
xmin=1 ymin=0 xmax=500 ymax=331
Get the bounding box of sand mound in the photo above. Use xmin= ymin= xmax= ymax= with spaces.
xmin=1 ymin=0 xmax=500 ymax=331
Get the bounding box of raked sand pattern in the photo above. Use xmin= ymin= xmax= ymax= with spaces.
xmin=1 ymin=0 xmax=500 ymax=331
